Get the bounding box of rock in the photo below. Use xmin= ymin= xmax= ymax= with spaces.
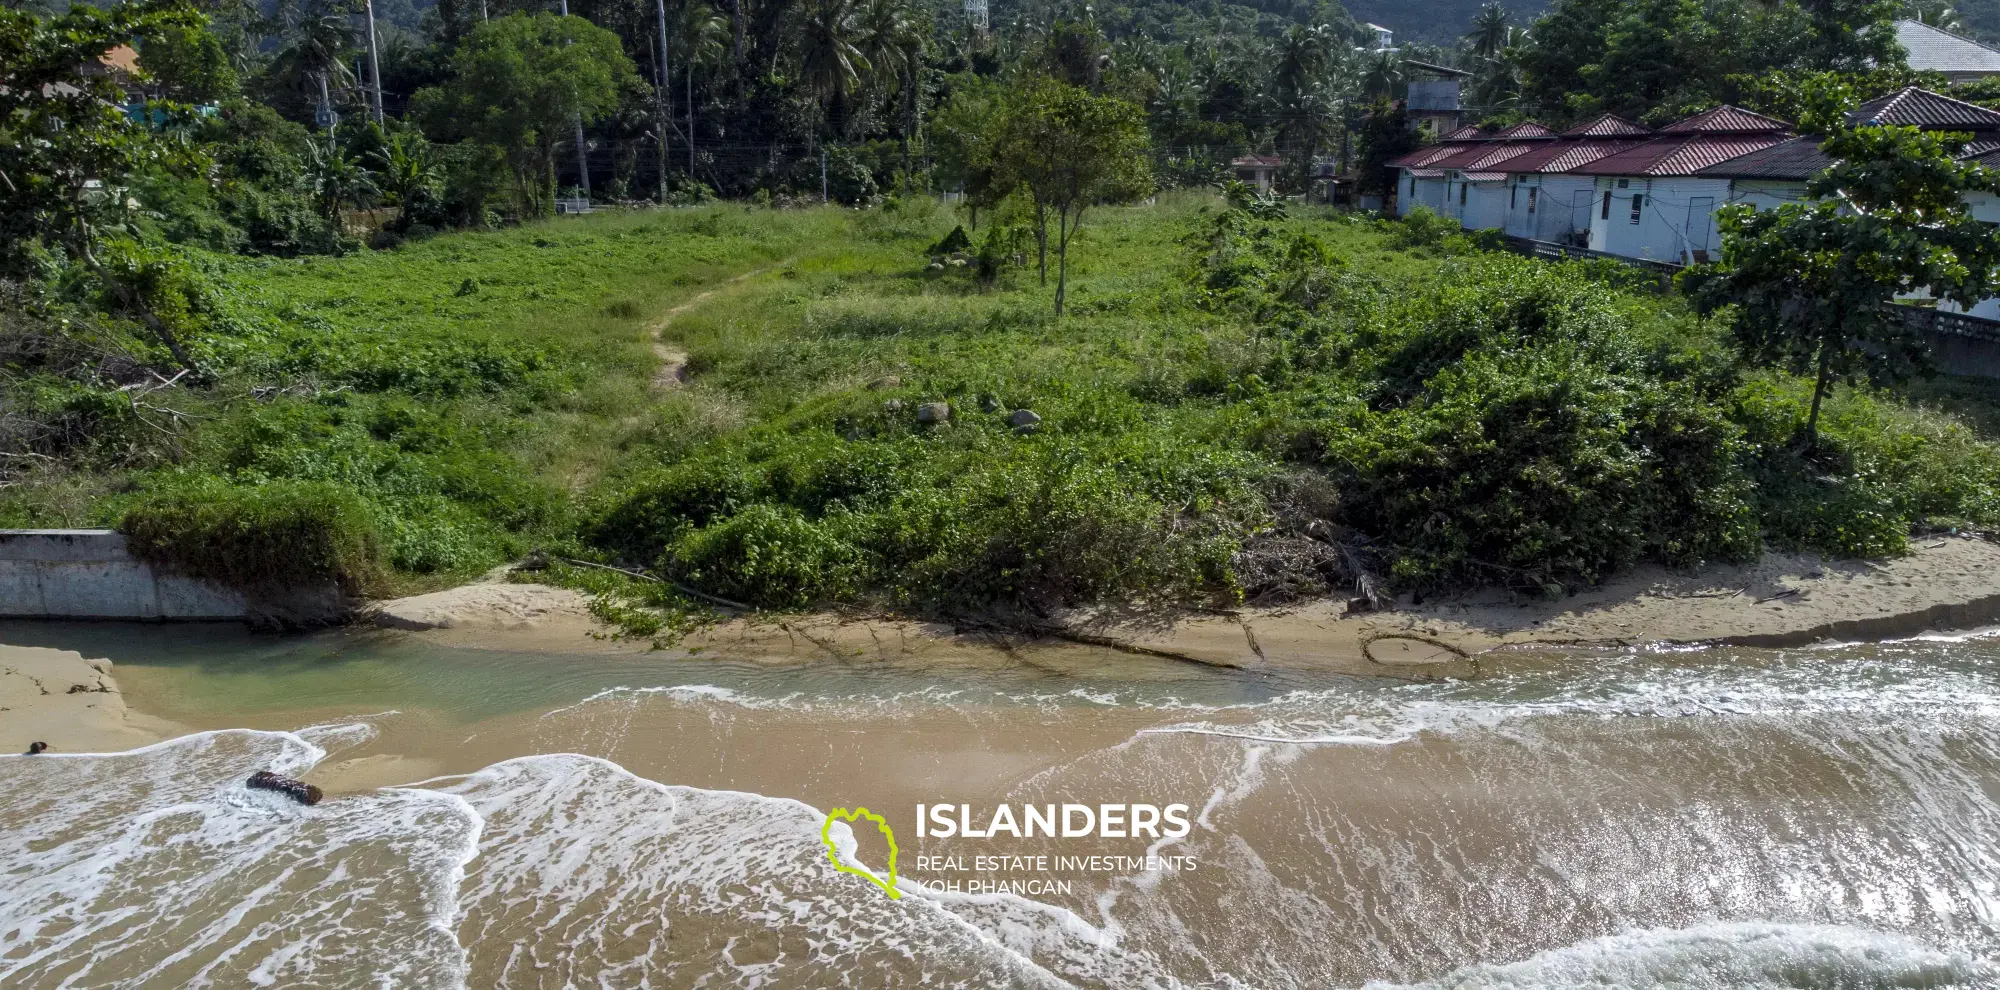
xmin=917 ymin=401 xmax=951 ymax=424
xmin=1007 ymin=409 xmax=1041 ymax=433
xmin=882 ymin=399 xmax=905 ymax=413
xmin=979 ymin=394 xmax=1001 ymax=413
xmin=868 ymin=375 xmax=901 ymax=390
xmin=247 ymin=770 xmax=324 ymax=806
xmin=926 ymin=262 xmax=944 ymax=272
xmin=947 ymin=258 xmax=968 ymax=267
xmin=25 ymin=741 xmax=47 ymax=755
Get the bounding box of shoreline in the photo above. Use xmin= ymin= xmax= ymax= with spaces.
xmin=367 ymin=534 xmax=2000 ymax=674
xmin=10 ymin=535 xmax=2000 ymax=757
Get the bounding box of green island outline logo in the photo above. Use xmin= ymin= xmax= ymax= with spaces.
xmin=820 ymin=807 xmax=902 ymax=900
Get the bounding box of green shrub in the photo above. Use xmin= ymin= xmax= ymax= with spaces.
xmin=669 ymin=504 xmax=865 ymax=608
xmin=122 ymin=477 xmax=385 ymax=593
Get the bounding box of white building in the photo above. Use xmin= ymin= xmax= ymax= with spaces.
xmin=1568 ymin=106 xmax=1791 ymax=264
xmin=1499 ymin=114 xmax=1653 ymax=244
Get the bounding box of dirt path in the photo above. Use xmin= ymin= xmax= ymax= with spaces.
xmin=649 ymin=262 xmax=786 ymax=391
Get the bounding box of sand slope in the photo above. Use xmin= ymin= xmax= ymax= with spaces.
xmin=0 ymin=645 xmax=184 ymax=754
xmin=363 ymin=537 xmax=2000 ymax=672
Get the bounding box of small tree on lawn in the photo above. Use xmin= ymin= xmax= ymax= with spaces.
xmin=1691 ymin=122 xmax=2000 ymax=447
xmin=994 ymin=78 xmax=1152 ymax=315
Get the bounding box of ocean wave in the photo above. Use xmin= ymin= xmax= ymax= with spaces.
xmin=1358 ymin=921 xmax=1992 ymax=990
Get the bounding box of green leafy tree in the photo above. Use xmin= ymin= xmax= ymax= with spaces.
xmin=1 ymin=0 xmax=204 ymax=266
xmin=411 ymin=12 xmax=639 ymax=217
xmin=993 ymin=79 xmax=1152 ymax=315
xmin=138 ymin=22 xmax=238 ymax=103
xmin=677 ymin=2 xmax=729 ymax=175
xmin=1691 ymin=123 xmax=2000 ymax=446
xmin=932 ymin=74 xmax=1006 ymax=228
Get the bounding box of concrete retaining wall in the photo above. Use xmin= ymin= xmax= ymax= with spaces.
xmin=0 ymin=530 xmax=248 ymax=620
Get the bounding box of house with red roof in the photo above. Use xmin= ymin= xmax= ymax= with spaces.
xmin=1499 ymin=114 xmax=1651 ymax=243
xmin=1568 ymin=106 xmax=1792 ymax=263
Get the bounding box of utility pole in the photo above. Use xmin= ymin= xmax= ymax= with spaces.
xmin=558 ymin=0 xmax=591 ymax=200
xmin=821 ymin=148 xmax=829 ymax=203
xmin=363 ymin=0 xmax=384 ymax=124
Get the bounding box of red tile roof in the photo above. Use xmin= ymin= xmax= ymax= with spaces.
xmin=1492 ymin=121 xmax=1557 ymax=139
xmin=1572 ymin=133 xmax=1790 ymax=176
xmin=1501 ymin=138 xmax=1647 ymax=173
xmin=1561 ymin=114 xmax=1652 ymax=138
xmin=1442 ymin=125 xmax=1487 ymax=141
xmin=1656 ymin=105 xmax=1791 ymax=134
xmin=1460 ymin=172 xmax=1510 ymax=182
xmin=1386 ymin=141 xmax=1483 ymax=168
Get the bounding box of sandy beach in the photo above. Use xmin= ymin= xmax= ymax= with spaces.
xmin=0 ymin=644 xmax=186 ymax=755
xmin=366 ymin=534 xmax=2000 ymax=675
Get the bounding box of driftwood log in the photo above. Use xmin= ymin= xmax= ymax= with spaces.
xmin=247 ymin=770 xmax=323 ymax=806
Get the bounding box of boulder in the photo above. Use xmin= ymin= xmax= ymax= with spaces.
xmin=917 ymin=402 xmax=951 ymax=424
xmin=1007 ymin=409 xmax=1042 ymax=433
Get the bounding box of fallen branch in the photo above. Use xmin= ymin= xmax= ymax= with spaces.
xmin=1754 ymin=589 xmax=1799 ymax=604
xmin=556 ymin=557 xmax=750 ymax=610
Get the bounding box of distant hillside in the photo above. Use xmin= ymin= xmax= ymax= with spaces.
xmin=1343 ymin=0 xmax=1550 ymax=44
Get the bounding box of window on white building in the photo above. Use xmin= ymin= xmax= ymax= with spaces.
xmin=1528 ymin=188 xmax=1538 ymax=214
xmin=1629 ymin=193 xmax=1643 ymax=224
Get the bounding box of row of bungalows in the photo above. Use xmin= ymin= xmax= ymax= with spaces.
xmin=1389 ymin=88 xmax=2000 ymax=273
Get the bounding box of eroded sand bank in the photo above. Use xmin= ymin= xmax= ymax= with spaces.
xmin=0 ymin=644 xmax=186 ymax=754
xmin=367 ymin=535 xmax=2000 ymax=674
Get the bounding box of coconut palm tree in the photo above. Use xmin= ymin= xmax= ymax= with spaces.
xmin=678 ymin=1 xmax=728 ymax=173
xmin=798 ymin=0 xmax=871 ymax=138
xmin=856 ymin=0 xmax=925 ymax=178
xmin=267 ymin=11 xmax=357 ymax=116
xmin=1904 ymin=0 xmax=1966 ymax=32
xmin=1360 ymin=49 xmax=1402 ymax=101
xmin=1465 ymin=3 xmax=1512 ymax=61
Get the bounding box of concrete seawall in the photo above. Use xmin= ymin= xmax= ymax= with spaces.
xmin=0 ymin=530 xmax=248 ymax=620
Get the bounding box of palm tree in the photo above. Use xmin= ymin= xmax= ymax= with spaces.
xmin=1275 ymin=23 xmax=1333 ymax=103
xmin=799 ymin=0 xmax=871 ymax=138
xmin=678 ymin=1 xmax=728 ymax=174
xmin=1361 ymin=49 xmax=1402 ymax=101
xmin=856 ymin=0 xmax=925 ymax=179
xmin=1464 ymin=3 xmax=1511 ymax=61
xmin=268 ymin=12 xmax=357 ymax=117
xmin=1904 ymin=0 xmax=1966 ymax=32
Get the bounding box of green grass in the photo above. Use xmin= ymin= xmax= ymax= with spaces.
xmin=6 ymin=193 xmax=1999 ymax=624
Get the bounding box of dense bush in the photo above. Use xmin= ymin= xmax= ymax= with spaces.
xmin=122 ymin=477 xmax=385 ymax=593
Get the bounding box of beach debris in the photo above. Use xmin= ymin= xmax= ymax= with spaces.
xmin=1755 ymin=589 xmax=1800 ymax=605
xmin=24 ymin=741 xmax=48 ymax=755
xmin=917 ymin=402 xmax=950 ymax=424
xmin=1928 ymin=541 xmax=1949 ymax=549
xmin=247 ymin=770 xmax=324 ymax=806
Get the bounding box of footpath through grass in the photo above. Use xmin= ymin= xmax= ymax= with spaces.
xmin=7 ymin=193 xmax=1999 ymax=627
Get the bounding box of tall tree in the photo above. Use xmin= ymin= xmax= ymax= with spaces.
xmin=1691 ymin=123 xmax=2000 ymax=446
xmin=798 ymin=0 xmax=869 ymax=138
xmin=411 ymin=12 xmax=639 ymax=217
xmin=993 ymin=79 xmax=1152 ymax=315
xmin=677 ymin=1 xmax=728 ymax=174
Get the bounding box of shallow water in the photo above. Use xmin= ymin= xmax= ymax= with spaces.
xmin=2 ymin=621 xmax=1998 ymax=988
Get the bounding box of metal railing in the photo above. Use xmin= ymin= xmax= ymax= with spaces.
xmin=1887 ymin=304 xmax=2000 ymax=342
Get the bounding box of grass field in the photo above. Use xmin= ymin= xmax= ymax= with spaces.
xmin=6 ymin=193 xmax=1998 ymax=625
